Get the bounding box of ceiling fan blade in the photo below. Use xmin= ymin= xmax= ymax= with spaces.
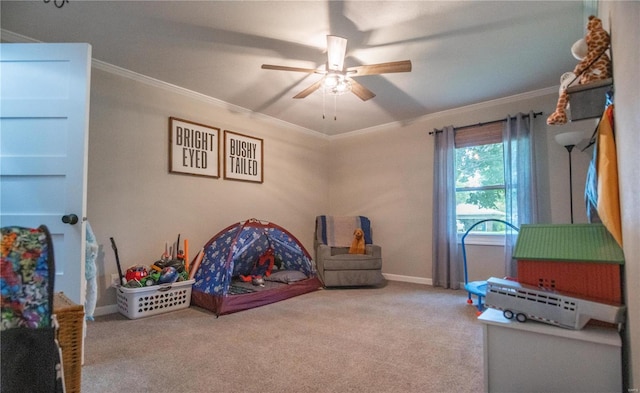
xmin=349 ymin=78 xmax=376 ymax=101
xmin=326 ymin=35 xmax=347 ymax=71
xmin=261 ymin=64 xmax=320 ymax=73
xmin=293 ymin=79 xmax=323 ymax=99
xmin=347 ymin=60 xmax=412 ymax=76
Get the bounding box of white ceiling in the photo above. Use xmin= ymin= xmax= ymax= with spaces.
xmin=1 ymin=1 xmax=587 ymax=136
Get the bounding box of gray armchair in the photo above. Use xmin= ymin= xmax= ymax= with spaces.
xmin=314 ymin=216 xmax=384 ymax=287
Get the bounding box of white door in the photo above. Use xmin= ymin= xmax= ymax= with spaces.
xmin=0 ymin=43 xmax=91 ymax=305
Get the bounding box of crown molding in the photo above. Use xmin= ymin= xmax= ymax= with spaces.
xmin=2 ymin=28 xmax=555 ymax=141
xmin=1 ymin=29 xmax=40 ymax=43
xmin=91 ymin=59 xmax=327 ymax=140
xmin=1 ymin=29 xmax=328 ymax=140
xmin=331 ymin=86 xmax=557 ymax=140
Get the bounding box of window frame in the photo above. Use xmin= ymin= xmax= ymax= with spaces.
xmin=454 ymin=121 xmax=507 ymax=246
xmin=458 ymin=232 xmax=506 ymax=246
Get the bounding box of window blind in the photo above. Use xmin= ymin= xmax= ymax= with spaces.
xmin=454 ymin=121 xmax=504 ymax=148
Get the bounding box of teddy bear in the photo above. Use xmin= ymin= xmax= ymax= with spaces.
xmin=349 ymin=228 xmax=366 ymax=254
xmin=547 ymin=15 xmax=612 ymax=125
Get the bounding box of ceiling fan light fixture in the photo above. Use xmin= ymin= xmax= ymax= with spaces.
xmin=323 ymin=74 xmax=340 ymax=88
xmin=323 ymin=74 xmax=351 ymax=95
xmin=262 ymin=35 xmax=410 ymax=101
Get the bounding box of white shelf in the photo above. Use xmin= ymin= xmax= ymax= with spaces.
xmin=478 ymin=308 xmax=622 ymax=346
xmin=479 ymin=308 xmax=622 ymax=393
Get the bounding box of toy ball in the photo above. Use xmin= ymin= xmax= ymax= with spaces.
xmin=158 ymin=266 xmax=179 ymax=284
xmin=125 ymin=265 xmax=148 ymax=282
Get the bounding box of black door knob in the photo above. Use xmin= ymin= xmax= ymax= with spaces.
xmin=61 ymin=214 xmax=79 ymax=225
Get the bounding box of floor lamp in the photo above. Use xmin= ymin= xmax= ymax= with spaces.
xmin=555 ymin=131 xmax=585 ymax=224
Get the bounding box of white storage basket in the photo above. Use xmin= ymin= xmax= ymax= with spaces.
xmin=116 ymin=279 xmax=194 ymax=319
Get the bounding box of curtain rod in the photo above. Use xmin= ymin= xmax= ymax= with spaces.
xmin=429 ymin=111 xmax=543 ymax=135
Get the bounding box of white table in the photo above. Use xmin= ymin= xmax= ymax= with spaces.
xmin=478 ymin=308 xmax=622 ymax=393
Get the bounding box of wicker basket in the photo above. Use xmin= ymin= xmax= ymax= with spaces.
xmin=54 ymin=292 xmax=84 ymax=393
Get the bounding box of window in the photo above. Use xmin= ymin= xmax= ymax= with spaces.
xmin=454 ymin=122 xmax=507 ymax=242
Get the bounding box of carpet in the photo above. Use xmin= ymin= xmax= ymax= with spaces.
xmin=81 ymin=281 xmax=483 ymax=393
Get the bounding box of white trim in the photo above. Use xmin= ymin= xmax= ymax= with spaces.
xmin=1 ymin=28 xmax=327 ymax=140
xmin=1 ymin=29 xmax=40 ymax=43
xmin=460 ymin=233 xmax=506 ymax=246
xmin=90 ymin=59 xmax=328 ymax=140
xmin=383 ymin=273 xmax=432 ymax=286
xmin=93 ymin=60 xmax=250 ymax=116
xmin=93 ymin=304 xmax=119 ymax=317
xmin=331 ymin=86 xmax=557 ymax=140
xmin=94 ymin=275 xmax=433 ymax=317
xmin=2 ymin=28 xmax=554 ymax=141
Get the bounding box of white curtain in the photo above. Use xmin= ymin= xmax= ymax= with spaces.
xmin=431 ymin=126 xmax=460 ymax=289
xmin=503 ymin=112 xmax=539 ymax=276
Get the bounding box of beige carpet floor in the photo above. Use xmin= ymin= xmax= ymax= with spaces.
xmin=81 ymin=281 xmax=484 ymax=393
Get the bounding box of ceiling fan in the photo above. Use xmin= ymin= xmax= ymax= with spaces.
xmin=261 ymin=35 xmax=412 ymax=101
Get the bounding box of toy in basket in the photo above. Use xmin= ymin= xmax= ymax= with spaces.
xmin=116 ymin=279 xmax=195 ymax=319
xmin=110 ymin=235 xmax=194 ymax=319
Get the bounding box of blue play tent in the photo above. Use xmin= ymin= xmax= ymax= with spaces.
xmin=190 ymin=218 xmax=321 ymax=315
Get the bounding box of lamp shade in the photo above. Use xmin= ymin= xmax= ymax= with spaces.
xmin=555 ymin=131 xmax=584 ymax=147
xmin=571 ymin=38 xmax=588 ymax=60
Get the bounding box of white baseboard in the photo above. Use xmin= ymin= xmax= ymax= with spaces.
xmin=383 ymin=273 xmax=432 ymax=286
xmin=94 ymin=304 xmax=119 ymax=317
xmin=93 ymin=274 xmax=434 ymax=316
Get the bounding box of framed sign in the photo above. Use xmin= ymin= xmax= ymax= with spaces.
xmin=169 ymin=117 xmax=220 ymax=178
xmin=223 ymin=130 xmax=263 ymax=183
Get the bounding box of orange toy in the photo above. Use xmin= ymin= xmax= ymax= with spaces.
xmin=349 ymin=228 xmax=366 ymax=254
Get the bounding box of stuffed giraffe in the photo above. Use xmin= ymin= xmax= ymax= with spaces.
xmin=547 ymin=16 xmax=612 ymax=125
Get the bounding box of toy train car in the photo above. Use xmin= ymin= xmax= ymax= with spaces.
xmin=484 ymin=277 xmax=625 ymax=330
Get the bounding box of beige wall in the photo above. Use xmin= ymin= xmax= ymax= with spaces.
xmin=329 ymin=91 xmax=596 ymax=282
xmin=88 ymin=64 xmax=592 ymax=307
xmin=86 ymin=11 xmax=638 ymax=384
xmin=601 ymin=2 xmax=640 ymax=388
xmin=331 ymin=4 xmax=640 ymax=384
xmin=3 ymin=2 xmax=637 ymax=386
xmin=88 ymin=68 xmax=330 ymax=308
xmin=88 ymin=63 xmax=597 ymax=302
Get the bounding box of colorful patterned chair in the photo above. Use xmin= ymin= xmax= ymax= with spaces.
xmin=1 ymin=225 xmax=64 ymax=393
